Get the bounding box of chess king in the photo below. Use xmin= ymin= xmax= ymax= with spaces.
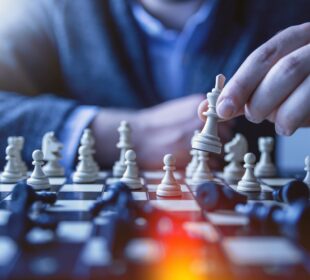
xmin=42 ymin=131 xmax=65 ymax=177
xmin=192 ymin=74 xmax=226 ymax=154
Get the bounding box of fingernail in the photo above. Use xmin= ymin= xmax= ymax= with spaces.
xmin=217 ymin=99 xmax=235 ymax=118
xmin=275 ymin=124 xmax=290 ymax=136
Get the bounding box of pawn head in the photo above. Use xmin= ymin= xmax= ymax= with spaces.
xmin=125 ymin=149 xmax=136 ymax=161
xmin=163 ymin=154 xmax=175 ymax=166
xmin=244 ymin=153 xmax=256 ymax=164
xmin=32 ymin=149 xmax=44 ymax=161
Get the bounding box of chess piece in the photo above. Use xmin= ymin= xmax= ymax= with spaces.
xmin=237 ymin=153 xmax=261 ymax=192
xmin=254 ymin=137 xmax=276 ymax=177
xmin=11 ymin=181 xmax=57 ymax=213
xmin=196 ymin=182 xmax=247 ymax=211
xmin=223 ymin=133 xmax=248 ymax=184
xmin=80 ymin=128 xmax=99 ymax=173
xmin=273 ymin=180 xmax=309 ymax=204
xmin=1 ymin=145 xmax=23 ymax=183
xmin=303 ymin=155 xmax=310 ymax=188
xmin=7 ymin=212 xmax=58 ymax=244
xmin=113 ymin=121 xmax=133 ymax=178
xmin=120 ymin=150 xmax=142 ymax=190
xmin=8 ymin=136 xmax=27 ymax=177
xmin=27 ymin=150 xmax=50 ymax=190
xmin=72 ymin=146 xmax=98 ymax=183
xmin=192 ymin=74 xmax=225 ymax=154
xmin=185 ymin=130 xmax=199 ymax=178
xmin=156 ymin=154 xmax=182 ymax=197
xmin=191 ymin=151 xmax=213 ymax=185
xmin=42 ymin=131 xmax=65 ymax=177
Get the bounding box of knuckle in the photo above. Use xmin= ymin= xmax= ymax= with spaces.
xmin=255 ymin=42 xmax=279 ymax=66
xmin=280 ymin=54 xmax=302 ymax=76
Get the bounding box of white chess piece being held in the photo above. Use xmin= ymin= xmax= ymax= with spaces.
xmin=27 ymin=150 xmax=50 ymax=190
xmin=156 ymin=154 xmax=182 ymax=197
xmin=120 ymin=149 xmax=142 ymax=190
xmin=237 ymin=153 xmax=261 ymax=192
xmin=192 ymin=74 xmax=225 ymax=154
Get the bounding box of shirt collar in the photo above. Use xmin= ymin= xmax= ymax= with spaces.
xmin=131 ymin=0 xmax=216 ymax=41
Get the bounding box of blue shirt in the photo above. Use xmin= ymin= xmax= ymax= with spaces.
xmin=60 ymin=0 xmax=216 ymax=169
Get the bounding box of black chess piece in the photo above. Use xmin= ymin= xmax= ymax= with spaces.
xmin=10 ymin=181 xmax=57 ymax=213
xmin=236 ymin=200 xmax=310 ymax=249
xmin=7 ymin=212 xmax=58 ymax=244
xmin=273 ymin=180 xmax=309 ymax=204
xmin=90 ymin=181 xmax=133 ymax=217
xmin=196 ymin=182 xmax=247 ymax=211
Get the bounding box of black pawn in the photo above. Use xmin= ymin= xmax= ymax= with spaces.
xmin=10 ymin=181 xmax=57 ymax=213
xmin=7 ymin=212 xmax=58 ymax=244
xmin=273 ymin=180 xmax=309 ymax=204
xmin=196 ymin=182 xmax=247 ymax=211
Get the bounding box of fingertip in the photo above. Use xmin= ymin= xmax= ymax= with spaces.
xmin=216 ymin=98 xmax=236 ymax=119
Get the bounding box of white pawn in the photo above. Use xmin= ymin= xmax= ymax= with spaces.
xmin=113 ymin=121 xmax=132 ymax=178
xmin=185 ymin=130 xmax=199 ymax=178
xmin=27 ymin=150 xmax=50 ymax=190
xmin=72 ymin=146 xmax=97 ymax=183
xmin=120 ymin=150 xmax=142 ymax=190
xmin=80 ymin=129 xmax=99 ymax=173
xmin=254 ymin=137 xmax=276 ymax=178
xmin=303 ymin=155 xmax=310 ymax=188
xmin=237 ymin=153 xmax=261 ymax=192
xmin=157 ymin=154 xmax=182 ymax=197
xmin=1 ymin=145 xmax=23 ymax=183
xmin=191 ymin=151 xmax=213 ymax=185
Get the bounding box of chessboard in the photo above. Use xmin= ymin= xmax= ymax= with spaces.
xmin=0 ymin=170 xmax=309 ymax=280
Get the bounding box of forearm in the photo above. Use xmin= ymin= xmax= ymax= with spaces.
xmin=0 ymin=91 xmax=77 ymax=168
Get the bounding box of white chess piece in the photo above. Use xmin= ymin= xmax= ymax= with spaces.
xmin=223 ymin=133 xmax=248 ymax=184
xmin=120 ymin=150 xmax=142 ymax=189
xmin=1 ymin=145 xmax=23 ymax=183
xmin=191 ymin=151 xmax=213 ymax=185
xmin=113 ymin=121 xmax=132 ymax=178
xmin=303 ymin=155 xmax=310 ymax=188
xmin=186 ymin=130 xmax=199 ymax=178
xmin=72 ymin=146 xmax=97 ymax=183
xmin=254 ymin=137 xmax=276 ymax=178
xmin=27 ymin=150 xmax=50 ymax=190
xmin=192 ymin=74 xmax=225 ymax=154
xmin=157 ymin=154 xmax=182 ymax=197
xmin=7 ymin=136 xmax=27 ymax=177
xmin=42 ymin=131 xmax=65 ymax=177
xmin=237 ymin=153 xmax=261 ymax=192
xmin=80 ymin=129 xmax=99 ymax=173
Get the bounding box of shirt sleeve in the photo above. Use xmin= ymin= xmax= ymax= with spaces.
xmin=58 ymin=105 xmax=100 ymax=171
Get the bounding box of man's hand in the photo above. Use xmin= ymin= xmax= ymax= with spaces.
xmin=91 ymin=94 xmax=233 ymax=170
xmin=202 ymin=23 xmax=310 ymax=136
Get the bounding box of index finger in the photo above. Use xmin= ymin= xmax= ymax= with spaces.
xmin=216 ymin=22 xmax=310 ymax=119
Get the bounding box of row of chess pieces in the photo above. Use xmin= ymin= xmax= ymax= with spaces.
xmin=0 ymin=73 xmax=309 ymax=195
